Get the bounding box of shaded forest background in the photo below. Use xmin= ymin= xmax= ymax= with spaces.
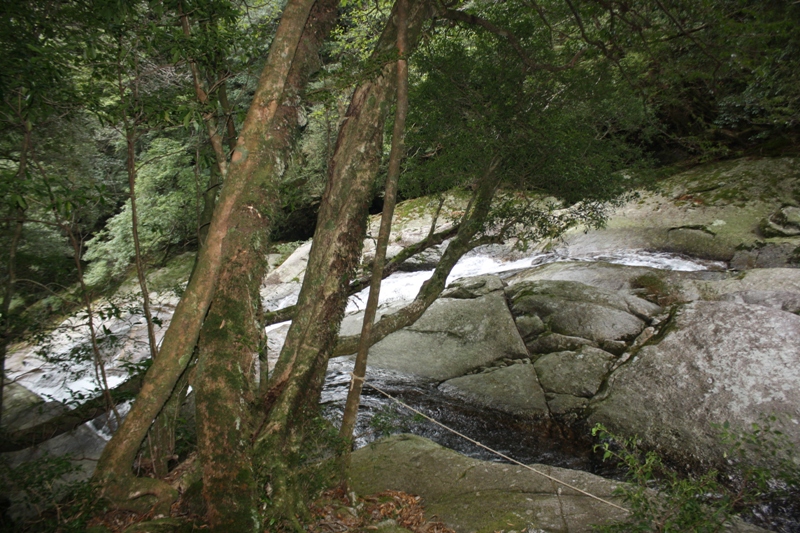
xmin=1 ymin=0 xmax=799 ymax=530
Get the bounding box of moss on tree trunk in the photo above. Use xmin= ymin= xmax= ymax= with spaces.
xmin=252 ymin=0 xmax=434 ymax=523
xmin=193 ymin=0 xmax=339 ymax=530
xmin=91 ymin=0 xmax=320 ymax=514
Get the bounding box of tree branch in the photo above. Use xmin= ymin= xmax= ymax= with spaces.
xmin=441 ymin=9 xmax=584 ymax=73
xmin=0 ymin=374 xmax=144 ymax=453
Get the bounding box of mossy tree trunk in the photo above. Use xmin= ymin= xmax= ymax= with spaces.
xmin=92 ymin=0 xmax=320 ymax=513
xmin=252 ymin=0 xmax=434 ymax=523
xmin=193 ymin=0 xmax=339 ymax=529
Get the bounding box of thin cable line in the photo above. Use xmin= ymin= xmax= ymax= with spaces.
xmin=361 ymin=379 xmax=630 ymax=514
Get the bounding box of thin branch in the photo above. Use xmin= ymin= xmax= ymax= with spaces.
xmin=652 ymin=0 xmax=720 ymax=66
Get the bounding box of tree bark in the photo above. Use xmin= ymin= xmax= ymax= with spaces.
xmin=339 ymin=0 xmax=410 ymax=446
xmin=193 ymin=0 xmax=339 ymax=529
xmin=0 ymin=213 xmax=22 ymax=428
xmin=92 ymin=0 xmax=319 ymax=513
xmin=252 ymin=0 xmax=434 ymax=522
xmin=0 ymin=126 xmax=29 ymax=430
xmin=124 ymin=127 xmax=159 ymax=362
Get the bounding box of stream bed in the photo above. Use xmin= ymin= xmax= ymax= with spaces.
xmin=5 ymin=247 xmax=799 ymax=531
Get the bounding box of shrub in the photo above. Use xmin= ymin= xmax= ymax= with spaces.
xmin=591 ymin=418 xmax=800 ymax=533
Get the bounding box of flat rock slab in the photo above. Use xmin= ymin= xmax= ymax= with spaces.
xmin=507 ymin=262 xmax=661 ymax=292
xmin=534 ymin=346 xmax=616 ymax=398
xmin=350 ymin=434 xmax=628 ymax=533
xmin=350 ymin=435 xmax=768 ymax=533
xmin=554 ymin=157 xmax=800 ymax=263
xmin=366 ymin=291 xmax=528 ymax=381
xmin=438 ymin=364 xmax=549 ymax=418
xmin=589 ymin=300 xmax=800 ymax=467
xmin=678 ymin=268 xmax=800 ymax=312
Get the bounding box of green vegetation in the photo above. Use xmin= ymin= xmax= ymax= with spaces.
xmin=631 ymin=273 xmax=682 ymax=307
xmin=592 ymin=418 xmax=800 ymax=533
xmin=0 ymin=453 xmax=99 ymax=533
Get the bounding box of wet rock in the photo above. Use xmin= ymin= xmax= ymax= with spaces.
xmin=438 ymin=364 xmax=549 ymax=418
xmin=546 ymin=393 xmax=589 ymax=416
xmin=534 ymin=346 xmax=615 ymax=398
xmin=589 ymin=300 xmax=800 ymax=468
xmin=366 ymin=290 xmax=528 ymax=380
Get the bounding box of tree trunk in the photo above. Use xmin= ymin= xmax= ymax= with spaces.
xmin=0 ymin=208 xmax=24 ymax=430
xmin=92 ymin=0 xmax=319 ymax=513
xmin=197 ymin=151 xmax=222 ymax=247
xmin=193 ymin=0 xmax=339 ymax=529
xmin=0 ymin=127 xmax=29 ymax=429
xmin=339 ymin=0 xmax=410 ymax=447
xmin=125 ymin=126 xmax=159 ymax=362
xmin=252 ymin=0 xmax=434 ymax=522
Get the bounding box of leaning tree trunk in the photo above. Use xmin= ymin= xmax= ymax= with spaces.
xmin=193 ymin=0 xmax=339 ymax=529
xmin=252 ymin=0 xmax=434 ymax=523
xmin=339 ymin=0 xmax=410 ymax=448
xmin=92 ymin=0 xmax=319 ymax=514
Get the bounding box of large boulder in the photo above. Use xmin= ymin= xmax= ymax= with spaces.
xmin=350 ymin=434 xmax=628 ymax=533
xmin=507 ymin=280 xmax=660 ymax=354
xmin=507 ymin=261 xmax=664 ymax=292
xmin=438 ymin=364 xmax=549 ymax=418
xmin=556 ymin=157 xmax=800 ymax=266
xmin=534 ymin=346 xmax=616 ymax=399
xmin=589 ymin=300 xmax=800 ymax=468
xmin=365 ymin=280 xmax=528 ymax=380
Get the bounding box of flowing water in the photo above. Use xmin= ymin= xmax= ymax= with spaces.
xmin=6 ymin=247 xmax=798 ymax=530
